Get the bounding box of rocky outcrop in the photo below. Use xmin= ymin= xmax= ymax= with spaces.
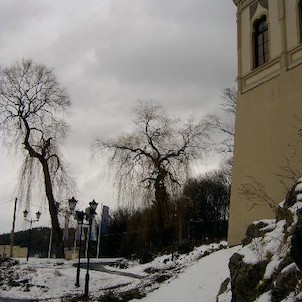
xmin=241 ymin=220 xmax=274 ymax=246
xmin=217 ymin=179 xmax=302 ymax=302
xmin=291 ymin=209 xmax=302 ymax=271
xmin=228 ymin=253 xmax=268 ymax=302
xmin=271 ymin=263 xmax=302 ymax=302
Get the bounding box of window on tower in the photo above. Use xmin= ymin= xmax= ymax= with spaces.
xmin=253 ymin=16 xmax=269 ymax=68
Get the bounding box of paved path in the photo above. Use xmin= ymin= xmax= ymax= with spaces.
xmin=0 ymin=299 xmax=35 ymax=302
xmin=77 ymin=262 xmax=144 ymax=279
xmin=131 ymin=247 xmax=240 ymax=302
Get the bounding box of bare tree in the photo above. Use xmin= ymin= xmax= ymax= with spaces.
xmin=0 ymin=59 xmax=74 ymax=258
xmin=95 ymin=101 xmax=211 ymax=246
xmin=207 ymin=87 xmax=237 ymax=154
xmin=238 ymin=176 xmax=278 ymax=213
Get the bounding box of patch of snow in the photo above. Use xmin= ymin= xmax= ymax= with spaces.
xmin=217 ymin=290 xmax=232 ymax=302
xmin=253 ymin=219 xmax=275 ymax=225
xmin=217 ymin=279 xmax=232 ymax=302
xmin=264 ymin=254 xmax=282 ymax=280
xmin=256 ymin=290 xmax=272 ymax=302
xmin=289 ymin=201 xmax=302 ymax=212
xmin=296 ymin=193 xmax=302 ymax=201
xmin=279 ymin=200 xmax=286 ymax=208
xmin=260 ymin=221 xmax=276 ymax=232
xmin=239 ymin=220 xmax=286 ymax=264
xmin=280 ymin=263 xmax=297 ymax=274
xmin=262 ymin=220 xmax=286 ymax=254
xmin=238 ymin=244 xmax=260 ymax=264
xmin=295 ymin=182 xmax=302 ymax=192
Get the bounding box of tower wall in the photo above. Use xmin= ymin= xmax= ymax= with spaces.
xmin=228 ymin=0 xmax=302 ymax=246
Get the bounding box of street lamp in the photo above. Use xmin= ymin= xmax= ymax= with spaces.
xmin=89 ymin=200 xmax=98 ymax=211
xmin=72 ymin=198 xmax=98 ymax=296
xmin=23 ymin=210 xmax=41 ymax=261
xmin=84 ymin=200 xmax=98 ymax=298
xmin=74 ymin=209 xmax=85 ymax=287
xmin=68 ymin=197 xmax=78 ymax=213
xmin=63 ymin=197 xmax=78 ymax=244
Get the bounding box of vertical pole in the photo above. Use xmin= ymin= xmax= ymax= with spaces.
xmin=85 ymin=226 xmax=89 ymax=258
xmin=73 ymin=229 xmax=77 ymax=255
xmin=96 ymin=205 xmax=102 ymax=258
xmin=75 ymin=223 xmax=83 ymax=287
xmin=10 ymin=198 xmax=18 ymax=258
xmin=84 ymin=219 xmax=92 ymax=297
xmin=96 ymin=221 xmax=101 ymax=258
xmin=63 ymin=211 xmax=70 ymax=245
xmin=27 ymin=220 xmax=33 ymax=261
xmin=48 ymin=228 xmax=53 ymax=258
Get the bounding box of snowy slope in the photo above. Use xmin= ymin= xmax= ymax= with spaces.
xmin=132 ymin=247 xmax=239 ymax=302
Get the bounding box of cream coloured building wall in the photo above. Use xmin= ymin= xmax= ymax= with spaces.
xmin=0 ymin=245 xmax=28 ymax=258
xmin=228 ymin=0 xmax=302 ymax=246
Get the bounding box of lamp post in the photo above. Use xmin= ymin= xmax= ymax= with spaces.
xmin=84 ymin=200 xmax=98 ymax=298
xmin=74 ymin=209 xmax=85 ymax=287
xmin=23 ymin=210 xmax=41 ymax=261
xmin=72 ymin=198 xmax=98 ymax=295
xmin=63 ymin=197 xmax=78 ymax=243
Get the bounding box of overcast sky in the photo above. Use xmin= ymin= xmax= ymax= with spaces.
xmin=0 ymin=0 xmax=237 ymax=234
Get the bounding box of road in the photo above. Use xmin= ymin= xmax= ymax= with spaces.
xmin=0 ymin=299 xmax=35 ymax=302
xmin=77 ymin=261 xmax=144 ymax=279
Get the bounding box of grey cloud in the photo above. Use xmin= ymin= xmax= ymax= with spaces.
xmin=0 ymin=0 xmax=237 ymax=233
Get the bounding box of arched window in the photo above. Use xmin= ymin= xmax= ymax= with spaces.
xmin=253 ymin=16 xmax=269 ymax=68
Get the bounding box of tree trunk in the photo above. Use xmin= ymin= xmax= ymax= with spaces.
xmin=41 ymin=159 xmax=65 ymax=258
xmin=154 ymin=182 xmax=169 ymax=248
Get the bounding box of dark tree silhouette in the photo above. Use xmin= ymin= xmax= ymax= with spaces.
xmin=0 ymin=59 xmax=74 ymax=258
xmin=182 ymin=170 xmax=230 ymax=222
xmin=95 ymin=101 xmax=211 ymax=246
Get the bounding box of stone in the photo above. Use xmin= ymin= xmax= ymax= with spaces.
xmin=242 ymin=220 xmax=271 ymax=246
xmin=229 ymin=253 xmax=268 ymax=302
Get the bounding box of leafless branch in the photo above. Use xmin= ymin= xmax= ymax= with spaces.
xmin=239 ymin=176 xmax=278 ymax=213
xmin=94 ymin=100 xmax=211 ymax=207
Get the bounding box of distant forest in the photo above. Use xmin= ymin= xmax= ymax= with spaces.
xmin=1 ymin=227 xmax=52 ymax=257
xmin=0 ymin=171 xmax=230 ymax=258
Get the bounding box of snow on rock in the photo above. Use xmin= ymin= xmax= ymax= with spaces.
xmin=218 ymin=178 xmax=302 ymax=302
xmin=263 ymin=253 xmax=282 ymax=280
xmin=238 ymin=219 xmax=286 ymax=265
xmin=295 ymin=182 xmax=302 ymax=192
xmin=256 ymin=290 xmax=272 ymax=302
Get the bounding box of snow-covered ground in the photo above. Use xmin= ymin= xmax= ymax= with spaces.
xmin=0 ymin=242 xmax=240 ymax=301
xmin=132 ymin=247 xmax=239 ymax=302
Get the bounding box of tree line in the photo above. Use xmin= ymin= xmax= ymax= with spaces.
xmin=0 ymin=168 xmax=229 ymax=258
xmin=101 ymin=169 xmax=230 ymax=258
